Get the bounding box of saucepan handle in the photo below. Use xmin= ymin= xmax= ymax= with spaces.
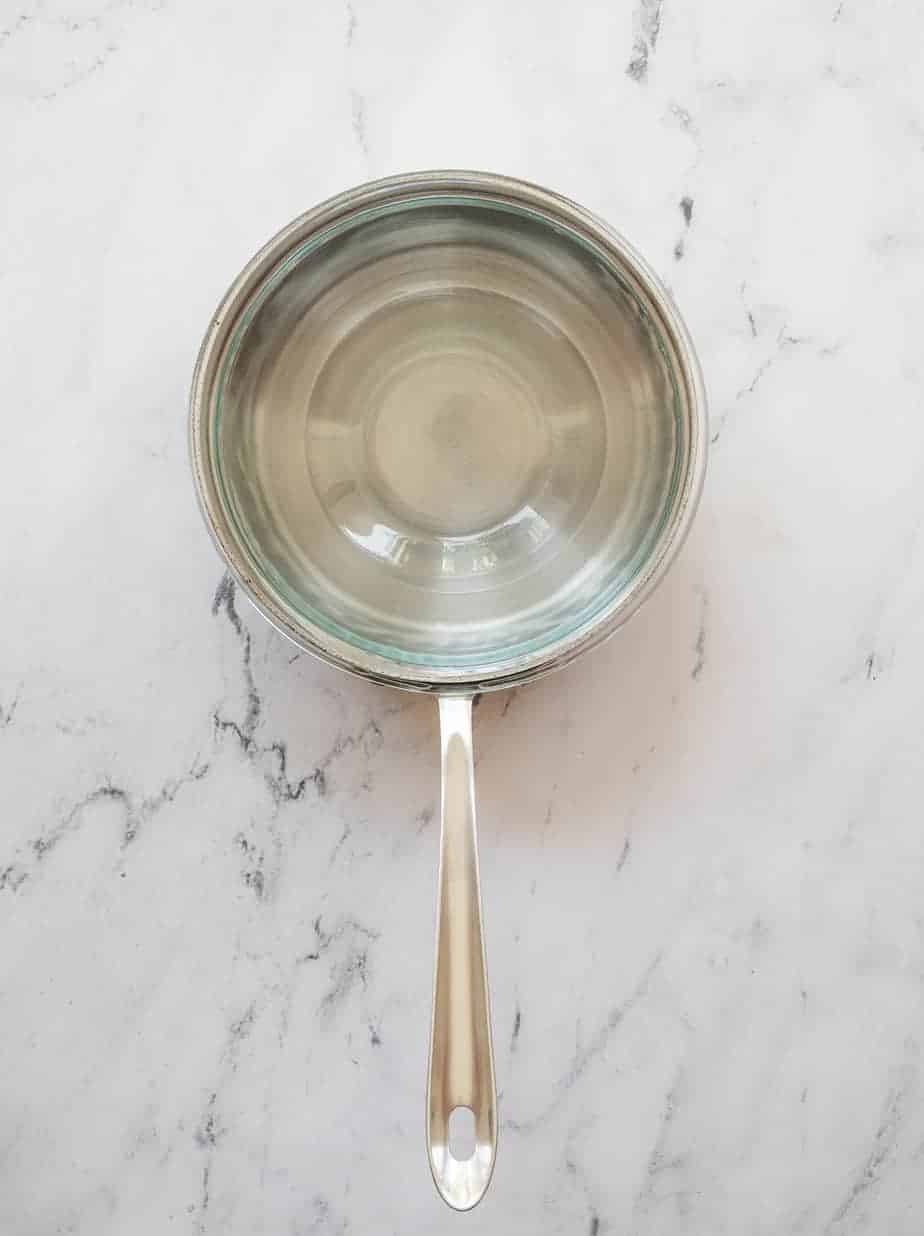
xmin=427 ymin=695 xmax=497 ymax=1210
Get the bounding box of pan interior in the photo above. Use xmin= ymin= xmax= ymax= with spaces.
xmin=212 ymin=196 xmax=684 ymax=671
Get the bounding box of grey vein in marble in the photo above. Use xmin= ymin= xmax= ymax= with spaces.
xmin=507 ymin=953 xmax=662 ymax=1135
xmin=299 ymin=915 xmax=380 ymax=1024
xmin=691 ymin=590 xmax=707 ymax=680
xmin=0 ymin=758 xmax=211 ymax=897
xmin=0 ymin=687 xmax=20 ymax=728
xmin=510 ymin=1004 xmax=522 ymax=1053
xmin=825 ymin=1066 xmax=917 ymax=1231
xmin=633 ymin=1071 xmax=686 ymax=1219
xmin=345 ymin=0 xmax=357 ymax=47
xmin=626 ymin=0 xmax=663 ymax=82
xmin=350 ymin=90 xmax=369 ymax=160
xmin=673 ymin=194 xmax=694 ymax=261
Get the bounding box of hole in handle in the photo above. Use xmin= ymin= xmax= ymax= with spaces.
xmin=448 ymin=1106 xmax=476 ymax=1161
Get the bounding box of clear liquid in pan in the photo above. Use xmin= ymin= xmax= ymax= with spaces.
xmin=216 ymin=201 xmax=681 ymax=669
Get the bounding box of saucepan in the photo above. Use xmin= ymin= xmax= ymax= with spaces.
xmin=189 ymin=171 xmax=707 ymax=1210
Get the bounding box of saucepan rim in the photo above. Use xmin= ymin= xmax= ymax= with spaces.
xmin=189 ymin=169 xmax=708 ymax=692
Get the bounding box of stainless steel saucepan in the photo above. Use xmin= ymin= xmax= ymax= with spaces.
xmin=190 ymin=170 xmax=707 ymax=1210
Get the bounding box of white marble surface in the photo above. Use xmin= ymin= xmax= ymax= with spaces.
xmin=3 ymin=0 xmax=924 ymax=1231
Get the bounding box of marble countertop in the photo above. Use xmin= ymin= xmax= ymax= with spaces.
xmin=3 ymin=1 xmax=924 ymax=1232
